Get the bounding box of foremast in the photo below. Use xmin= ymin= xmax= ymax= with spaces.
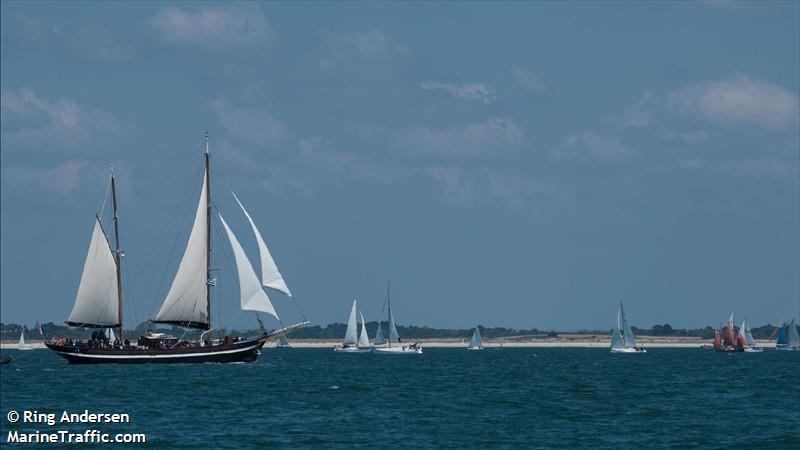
xmin=111 ymin=168 xmax=124 ymax=341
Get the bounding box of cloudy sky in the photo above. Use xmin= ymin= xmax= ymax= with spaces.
xmin=1 ymin=1 xmax=798 ymax=331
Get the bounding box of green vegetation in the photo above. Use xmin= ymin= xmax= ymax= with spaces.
xmin=2 ymin=321 xmax=790 ymax=341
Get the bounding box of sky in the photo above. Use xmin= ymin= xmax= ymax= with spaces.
xmin=1 ymin=1 xmax=798 ymax=331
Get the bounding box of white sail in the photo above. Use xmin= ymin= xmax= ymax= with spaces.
xmin=789 ymin=319 xmax=800 ymax=347
xmin=19 ymin=331 xmax=25 ymax=347
xmin=388 ymin=307 xmax=401 ymax=343
xmin=155 ymin=171 xmax=210 ymax=327
xmin=231 ymin=192 xmax=292 ymax=296
xmin=620 ymin=301 xmax=636 ymax=348
xmin=106 ymin=327 xmax=116 ymax=343
xmin=343 ymin=300 xmax=358 ymax=346
xmin=219 ymin=214 xmax=280 ymax=319
xmin=611 ymin=327 xmax=625 ymax=350
xmin=67 ymin=219 xmax=120 ymax=327
xmin=277 ymin=335 xmax=290 ymax=347
xmin=358 ymin=311 xmax=370 ymax=348
xmin=469 ymin=327 xmax=482 ymax=349
xmin=374 ymin=321 xmax=385 ymax=345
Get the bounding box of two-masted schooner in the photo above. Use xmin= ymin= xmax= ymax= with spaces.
xmin=45 ymin=134 xmax=308 ymax=364
xmin=712 ymin=313 xmax=744 ymax=353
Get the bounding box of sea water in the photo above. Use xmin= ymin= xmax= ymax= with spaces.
xmin=1 ymin=348 xmax=798 ymax=449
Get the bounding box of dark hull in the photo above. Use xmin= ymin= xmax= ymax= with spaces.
xmin=45 ymin=336 xmax=267 ymax=364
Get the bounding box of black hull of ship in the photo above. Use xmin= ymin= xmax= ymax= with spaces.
xmin=45 ymin=335 xmax=268 ymax=365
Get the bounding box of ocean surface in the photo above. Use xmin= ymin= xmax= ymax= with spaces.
xmin=1 ymin=347 xmax=798 ymax=449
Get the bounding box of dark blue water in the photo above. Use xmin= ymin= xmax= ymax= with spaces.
xmin=1 ymin=348 xmax=798 ymax=449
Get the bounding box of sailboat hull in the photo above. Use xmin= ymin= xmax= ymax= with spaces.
xmin=45 ymin=335 xmax=268 ymax=365
xmin=372 ymin=346 xmax=422 ymax=354
xmin=467 ymin=346 xmax=483 ymax=351
xmin=333 ymin=346 xmax=371 ymax=353
xmin=610 ymin=347 xmax=646 ymax=353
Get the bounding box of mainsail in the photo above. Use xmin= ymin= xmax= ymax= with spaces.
xmin=19 ymin=331 xmax=25 ymax=348
xmin=154 ymin=170 xmax=210 ymax=329
xmin=782 ymin=319 xmax=800 ymax=348
xmin=722 ymin=313 xmax=737 ymax=348
xmin=358 ymin=311 xmax=370 ymax=348
xmin=742 ymin=321 xmax=756 ymax=347
xmin=231 ymin=192 xmax=292 ymax=296
xmin=469 ymin=327 xmax=482 ymax=349
xmin=219 ymin=214 xmax=279 ymax=319
xmin=374 ymin=321 xmax=385 ymax=345
xmin=343 ymin=300 xmax=359 ymax=346
xmin=67 ymin=219 xmax=120 ymax=328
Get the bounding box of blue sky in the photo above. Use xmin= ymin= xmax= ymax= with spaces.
xmin=1 ymin=1 xmax=798 ymax=331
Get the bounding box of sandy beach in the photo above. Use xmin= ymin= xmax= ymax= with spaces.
xmin=2 ymin=337 xmax=776 ymax=350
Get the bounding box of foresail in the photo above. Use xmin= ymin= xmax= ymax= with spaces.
xmin=154 ymin=171 xmax=210 ymax=328
xmin=358 ymin=311 xmax=370 ymax=347
xmin=789 ymin=319 xmax=800 ymax=347
xmin=67 ymin=219 xmax=120 ymax=328
xmin=232 ymin=192 xmax=292 ymax=297
xmin=374 ymin=321 xmax=386 ymax=345
xmin=344 ymin=300 xmax=358 ymax=345
xmin=620 ymin=301 xmax=636 ymax=348
xmin=219 ymin=214 xmax=279 ymax=319
xmin=388 ymin=308 xmax=401 ymax=342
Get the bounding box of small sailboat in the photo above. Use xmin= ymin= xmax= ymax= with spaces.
xmin=373 ymin=318 xmax=386 ymax=346
xmin=775 ymin=318 xmax=800 ymax=351
xmin=372 ymin=282 xmax=422 ymax=355
xmin=713 ymin=313 xmax=744 ymax=352
xmin=334 ymin=300 xmax=371 ymax=353
xmin=610 ymin=301 xmax=645 ymax=353
xmin=740 ymin=320 xmax=762 ymax=353
xmin=467 ymin=326 xmax=483 ymax=350
xmin=18 ymin=330 xmax=32 ymax=351
xmin=276 ymin=335 xmax=291 ymax=348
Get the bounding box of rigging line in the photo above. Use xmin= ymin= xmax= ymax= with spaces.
xmin=146 ymin=164 xmax=205 ymax=320
xmin=98 ymin=175 xmax=112 ymax=225
xmin=125 ymin=164 xmax=202 ymax=316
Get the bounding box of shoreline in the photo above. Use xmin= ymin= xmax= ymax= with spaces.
xmin=0 ymin=339 xmax=777 ymax=350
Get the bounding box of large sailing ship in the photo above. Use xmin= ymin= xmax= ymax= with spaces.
xmin=46 ymin=134 xmax=308 ymax=364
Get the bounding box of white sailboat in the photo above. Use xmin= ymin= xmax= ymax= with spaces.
xmin=467 ymin=326 xmax=483 ymax=350
xmin=610 ymin=301 xmax=645 ymax=353
xmin=741 ymin=320 xmax=762 ymax=352
xmin=335 ymin=300 xmax=371 ymax=352
xmin=276 ymin=335 xmax=291 ymax=348
xmin=18 ymin=330 xmax=32 ymax=351
xmin=372 ymin=282 xmax=422 ymax=354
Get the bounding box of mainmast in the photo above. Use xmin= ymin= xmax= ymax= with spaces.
xmin=387 ymin=280 xmax=391 ymax=347
xmin=111 ymin=167 xmax=124 ymax=341
xmin=205 ymin=131 xmax=212 ymax=334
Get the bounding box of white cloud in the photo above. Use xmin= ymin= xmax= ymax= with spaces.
xmin=420 ymin=81 xmax=497 ymax=104
xmin=2 ymin=160 xmax=90 ymax=194
xmin=620 ymin=90 xmax=659 ymax=128
xmin=151 ymin=5 xmax=270 ymax=47
xmin=511 ymin=66 xmax=547 ymax=94
xmin=1 ymin=87 xmax=120 ymax=151
xmin=394 ymin=118 xmax=526 ymax=159
xmin=717 ymin=158 xmax=798 ymax=183
xmin=558 ymin=131 xmax=636 ymax=162
xmin=212 ymin=99 xmax=287 ymax=147
xmin=424 ymin=166 xmax=474 ymax=206
xmin=667 ymin=74 xmax=799 ymax=128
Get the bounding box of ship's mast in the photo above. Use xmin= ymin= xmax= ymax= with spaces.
xmin=205 ymin=132 xmax=212 ymax=335
xmin=387 ymin=280 xmax=391 ymax=347
xmin=111 ymin=166 xmax=124 ymax=341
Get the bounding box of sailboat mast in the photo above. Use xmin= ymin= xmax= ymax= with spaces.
xmin=111 ymin=170 xmax=124 ymax=342
xmin=205 ymin=132 xmax=212 ymax=333
xmin=387 ymin=280 xmax=391 ymax=347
